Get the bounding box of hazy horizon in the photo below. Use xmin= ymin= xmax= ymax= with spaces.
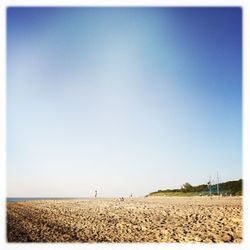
xmin=6 ymin=177 xmax=243 ymax=198
xmin=7 ymin=7 xmax=242 ymax=198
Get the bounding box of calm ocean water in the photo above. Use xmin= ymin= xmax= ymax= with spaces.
xmin=6 ymin=197 xmax=87 ymax=202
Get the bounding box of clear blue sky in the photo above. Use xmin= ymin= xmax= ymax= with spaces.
xmin=7 ymin=7 xmax=242 ymax=197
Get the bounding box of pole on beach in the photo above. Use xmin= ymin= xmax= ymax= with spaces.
xmin=217 ymin=172 xmax=220 ymax=197
xmin=207 ymin=178 xmax=212 ymax=199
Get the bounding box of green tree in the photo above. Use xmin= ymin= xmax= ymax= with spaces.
xmin=181 ymin=183 xmax=193 ymax=192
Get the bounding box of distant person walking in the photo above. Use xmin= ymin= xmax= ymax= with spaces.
xmin=95 ymin=190 xmax=97 ymax=198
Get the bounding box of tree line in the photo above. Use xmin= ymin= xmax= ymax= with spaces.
xmin=149 ymin=179 xmax=242 ymax=196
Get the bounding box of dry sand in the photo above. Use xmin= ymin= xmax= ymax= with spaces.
xmin=7 ymin=196 xmax=242 ymax=243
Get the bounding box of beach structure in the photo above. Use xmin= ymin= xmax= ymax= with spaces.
xmin=217 ymin=172 xmax=220 ymax=196
xmin=207 ymin=179 xmax=212 ymax=197
xmin=202 ymin=174 xmax=223 ymax=196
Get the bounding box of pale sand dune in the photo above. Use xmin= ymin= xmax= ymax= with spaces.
xmin=7 ymin=196 xmax=242 ymax=243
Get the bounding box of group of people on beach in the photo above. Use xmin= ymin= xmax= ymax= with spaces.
xmin=94 ymin=190 xmax=133 ymax=200
xmin=118 ymin=194 xmax=132 ymax=201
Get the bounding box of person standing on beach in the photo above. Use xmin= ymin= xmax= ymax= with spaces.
xmin=95 ymin=190 xmax=97 ymax=198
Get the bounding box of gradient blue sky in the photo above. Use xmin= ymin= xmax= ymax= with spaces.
xmin=7 ymin=7 xmax=242 ymax=197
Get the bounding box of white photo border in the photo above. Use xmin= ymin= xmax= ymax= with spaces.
xmin=0 ymin=1 xmax=249 ymax=250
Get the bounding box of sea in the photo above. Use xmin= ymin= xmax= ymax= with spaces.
xmin=6 ymin=197 xmax=86 ymax=202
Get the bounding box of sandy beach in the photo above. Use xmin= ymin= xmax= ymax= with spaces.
xmin=7 ymin=196 xmax=242 ymax=243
